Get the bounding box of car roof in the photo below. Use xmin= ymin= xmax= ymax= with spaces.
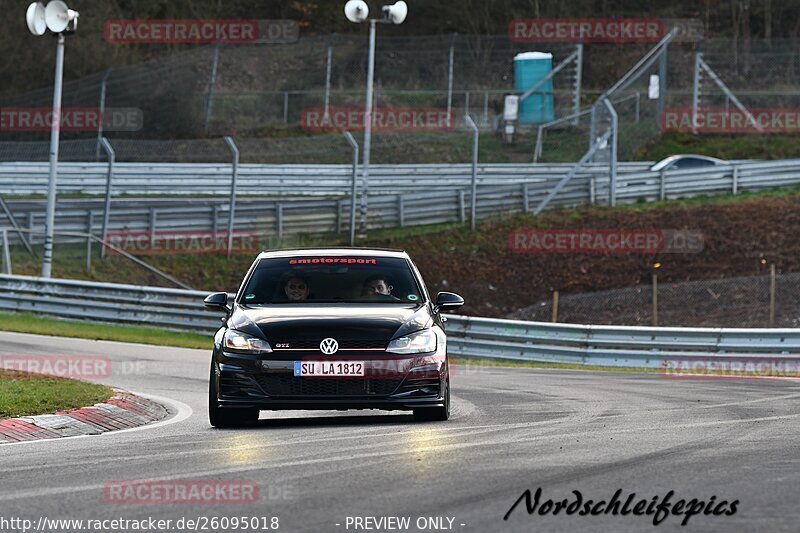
xmin=257 ymin=248 xmax=409 ymax=260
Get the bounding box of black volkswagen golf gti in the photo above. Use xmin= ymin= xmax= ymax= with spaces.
xmin=204 ymin=248 xmax=464 ymax=427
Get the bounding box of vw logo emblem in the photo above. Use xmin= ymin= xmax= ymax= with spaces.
xmin=319 ymin=338 xmax=339 ymax=355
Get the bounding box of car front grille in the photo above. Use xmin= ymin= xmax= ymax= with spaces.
xmin=271 ymin=339 xmax=387 ymax=351
xmin=255 ymin=375 xmax=403 ymax=397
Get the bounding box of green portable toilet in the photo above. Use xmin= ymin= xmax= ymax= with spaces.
xmin=514 ymin=51 xmax=555 ymax=124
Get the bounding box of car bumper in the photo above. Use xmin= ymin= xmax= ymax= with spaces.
xmin=213 ymin=353 xmax=447 ymax=412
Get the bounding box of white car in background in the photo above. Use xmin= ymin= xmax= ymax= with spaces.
xmin=649 ymin=154 xmax=728 ymax=172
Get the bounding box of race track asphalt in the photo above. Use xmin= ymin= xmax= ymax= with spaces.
xmin=1 ymin=330 xmax=799 ymax=532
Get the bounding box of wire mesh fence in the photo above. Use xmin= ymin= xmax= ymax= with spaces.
xmin=508 ymin=270 xmax=800 ymax=328
xmin=2 ymin=36 xmax=800 ymax=163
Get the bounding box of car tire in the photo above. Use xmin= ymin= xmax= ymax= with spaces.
xmin=208 ymin=361 xmax=260 ymax=428
xmin=413 ymin=379 xmax=450 ymax=422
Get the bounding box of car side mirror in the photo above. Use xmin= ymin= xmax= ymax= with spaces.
xmin=434 ymin=291 xmax=464 ymax=312
xmin=204 ymin=292 xmax=231 ymax=315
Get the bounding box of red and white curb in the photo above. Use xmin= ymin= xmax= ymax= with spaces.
xmin=0 ymin=392 xmax=168 ymax=443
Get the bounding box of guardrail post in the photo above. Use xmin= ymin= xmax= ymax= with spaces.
xmin=397 ymin=194 xmax=405 ymax=227
xmin=283 ymin=92 xmax=289 ymax=124
xmin=589 ymin=176 xmax=596 ymax=205
xmin=149 ymin=208 xmax=157 ymax=244
xmin=523 ymin=183 xmax=530 ymax=213
xmin=336 ymin=199 xmax=344 ymax=234
xmin=465 ymin=114 xmax=479 ymax=230
xmin=659 ymin=170 xmax=666 ymax=201
xmin=732 ymin=166 xmax=739 ymax=195
xmin=99 ymin=137 xmax=115 ymax=259
xmin=276 ymin=203 xmax=284 ymax=241
xmin=27 ymin=213 xmax=35 ymax=246
xmin=0 ymin=229 xmax=10 ymax=275
xmin=769 ymin=264 xmax=776 ymax=327
xmin=213 ymin=205 xmax=220 ymax=234
xmin=458 ymin=190 xmax=465 ymax=223
xmin=224 ymin=136 xmax=240 ymax=259
xmin=86 ymin=211 xmax=93 ymax=273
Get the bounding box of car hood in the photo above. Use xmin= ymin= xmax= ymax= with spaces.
xmin=228 ymin=304 xmax=432 ymax=343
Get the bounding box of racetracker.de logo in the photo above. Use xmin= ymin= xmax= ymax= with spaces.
xmin=0 ymin=355 xmax=111 ymax=379
xmin=508 ymin=18 xmax=664 ymax=43
xmin=661 ymin=108 xmax=800 ymax=133
xmin=661 ymin=358 xmax=800 ymax=379
xmin=104 ymin=480 xmax=260 ymax=505
xmin=104 ymin=230 xmax=260 ymax=255
xmin=508 ymin=229 xmax=704 ymax=254
xmin=104 ymin=19 xmax=299 ymax=44
xmin=300 ymin=108 xmax=455 ymax=132
xmin=0 ymin=108 xmax=142 ymax=132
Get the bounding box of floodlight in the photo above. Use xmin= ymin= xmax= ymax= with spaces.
xmin=344 ymin=0 xmax=369 ymax=23
xmin=383 ymin=1 xmax=407 ymax=24
xmin=26 ymin=2 xmax=46 ymax=36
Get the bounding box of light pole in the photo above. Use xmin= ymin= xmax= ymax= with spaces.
xmin=25 ymin=1 xmax=79 ymax=278
xmin=344 ymin=0 xmax=407 ymax=237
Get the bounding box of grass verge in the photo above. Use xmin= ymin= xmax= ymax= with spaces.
xmin=0 ymin=311 xmax=210 ymax=350
xmin=0 ymin=369 xmax=115 ymax=418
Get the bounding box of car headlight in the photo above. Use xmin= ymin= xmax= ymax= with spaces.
xmin=223 ymin=330 xmax=273 ymax=354
xmin=386 ymin=329 xmax=437 ymax=354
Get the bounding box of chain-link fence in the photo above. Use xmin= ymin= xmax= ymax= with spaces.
xmin=508 ymin=269 xmax=800 ymax=328
xmin=3 ymin=35 xmax=800 ymax=163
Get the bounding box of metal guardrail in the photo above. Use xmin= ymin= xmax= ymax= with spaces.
xmin=0 ymin=162 xmax=652 ymax=196
xmin=1 ymin=274 xmax=799 ymax=368
xmin=3 ymin=159 xmax=800 ymax=243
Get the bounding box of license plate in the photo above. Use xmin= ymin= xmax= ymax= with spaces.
xmin=294 ymin=361 xmax=365 ymax=377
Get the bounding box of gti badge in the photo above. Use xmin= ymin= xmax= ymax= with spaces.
xmin=319 ymin=338 xmax=339 ymax=355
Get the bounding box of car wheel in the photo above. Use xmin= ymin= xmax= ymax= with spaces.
xmin=413 ymin=379 xmax=450 ymax=422
xmin=208 ymin=360 xmax=260 ymax=428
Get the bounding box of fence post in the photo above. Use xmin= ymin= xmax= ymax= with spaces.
xmin=324 ymin=44 xmax=333 ymax=124
xmin=604 ymin=99 xmax=618 ymax=207
xmin=732 ymin=166 xmax=739 ymax=195
xmin=572 ymin=43 xmax=583 ymax=125
xmin=336 ymin=199 xmax=343 ymax=234
xmin=446 ymin=33 xmax=457 ymax=125
xmin=482 ymin=92 xmax=489 ymax=128
xmin=652 ymin=273 xmax=659 ymax=327
xmin=1 ymin=229 xmax=10 ymax=275
xmin=99 ymin=137 xmax=115 ymax=258
xmin=458 ymin=190 xmax=465 ymax=223
xmin=342 ymin=131 xmax=359 ymax=246
xmin=86 ymin=211 xmax=93 ymax=273
xmin=659 ymin=170 xmax=666 ymax=201
xmin=465 ymin=114 xmax=479 ymax=230
xmin=224 ymin=136 xmax=239 ymax=259
xmin=551 ymin=291 xmax=559 ymax=322
xmin=204 ymin=43 xmax=221 ymax=135
xmin=769 ymin=264 xmax=776 ymax=327
xmin=96 ymin=69 xmax=111 ymax=160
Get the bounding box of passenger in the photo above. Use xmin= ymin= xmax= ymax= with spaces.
xmin=361 ymin=276 xmax=399 ymax=299
xmin=284 ymin=276 xmax=310 ymax=301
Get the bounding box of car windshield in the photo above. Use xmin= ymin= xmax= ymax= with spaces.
xmin=240 ymin=255 xmax=424 ymax=304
